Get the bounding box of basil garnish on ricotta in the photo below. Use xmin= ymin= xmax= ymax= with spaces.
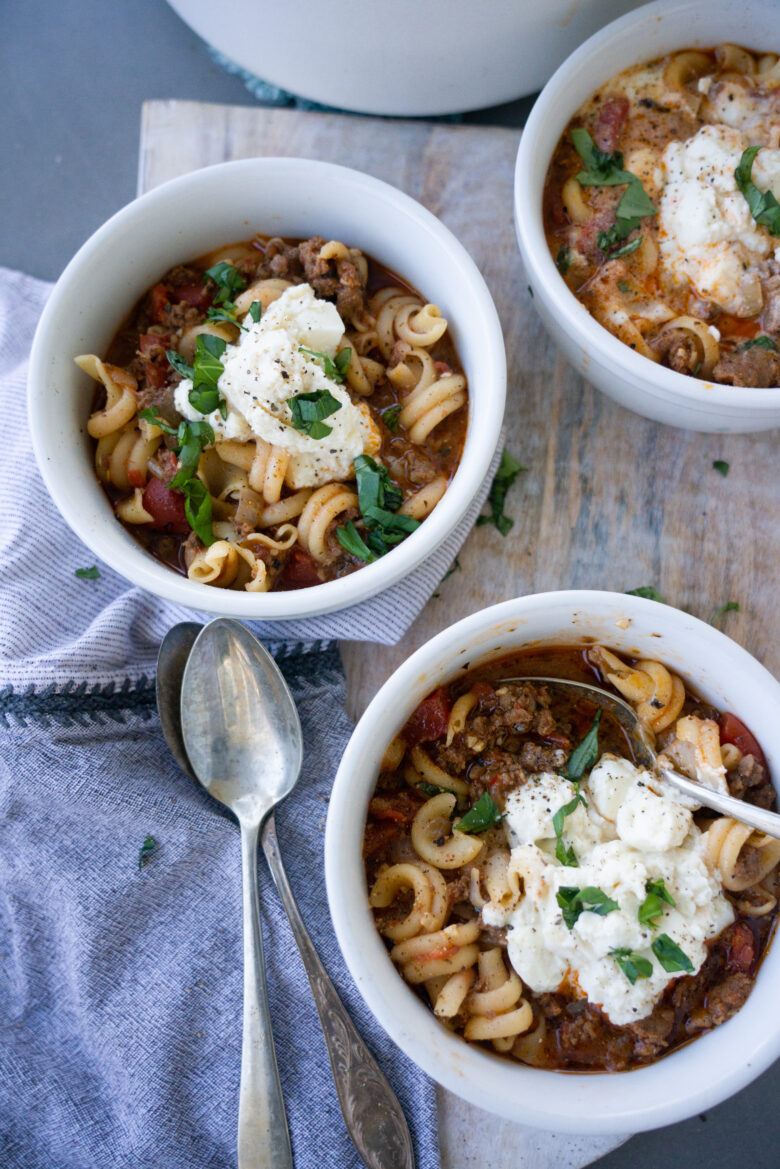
xmin=557 ymin=885 xmax=619 ymax=931
xmin=287 ymin=388 xmax=342 ymax=439
xmin=735 ymin=145 xmax=780 ymax=237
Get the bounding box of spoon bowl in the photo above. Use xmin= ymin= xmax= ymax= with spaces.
xmin=510 ymin=675 xmax=780 ymax=841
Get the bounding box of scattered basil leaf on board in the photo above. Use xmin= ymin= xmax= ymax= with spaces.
xmin=442 ymin=557 xmax=461 ymax=582
xmin=248 ymin=301 xmax=263 ymax=324
xmin=476 ymin=450 xmax=527 ymax=536
xmin=335 ymin=520 xmax=377 ymax=563
xmin=626 ymin=586 xmax=666 ymax=603
xmin=455 ymin=792 xmax=503 ymax=834
xmin=383 ymin=404 xmax=402 ymax=433
xmin=735 ymin=146 xmax=780 ymax=236
xmin=287 ymin=389 xmax=342 ymax=439
xmin=204 ymin=261 xmax=247 ymax=305
xmin=611 ymin=948 xmax=653 ymax=984
xmin=565 ymin=710 xmax=602 ymax=782
xmin=638 ymin=878 xmax=676 ymax=926
xmin=75 ymin=566 xmax=100 ymax=580
xmin=713 ymin=460 xmax=730 ymax=476
xmin=739 ymin=334 xmax=777 ymax=351
xmin=557 ymin=885 xmax=619 ymax=930
xmin=138 ymin=835 xmax=157 ymax=870
xmin=710 ymin=601 xmax=739 ymax=625
xmin=652 ymin=933 xmax=694 ymax=973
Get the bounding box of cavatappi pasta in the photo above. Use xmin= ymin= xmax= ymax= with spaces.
xmin=76 ymin=234 xmax=468 ymax=591
xmin=364 ymin=646 xmax=778 ymax=1072
xmin=544 ymin=44 xmax=780 ymax=388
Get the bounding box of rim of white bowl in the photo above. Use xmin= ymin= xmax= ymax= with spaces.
xmin=325 ymin=589 xmax=780 ymax=1133
xmin=514 ymin=0 xmax=780 ymax=415
xmin=28 ymin=157 xmax=505 ymax=618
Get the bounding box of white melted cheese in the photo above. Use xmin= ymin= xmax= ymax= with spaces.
xmin=174 ymin=283 xmax=376 ymax=487
xmin=483 ymin=755 xmax=733 ymax=1026
xmin=658 ymin=124 xmax=780 ymax=316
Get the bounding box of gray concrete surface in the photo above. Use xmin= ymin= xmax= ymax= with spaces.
xmin=3 ymin=1 xmax=778 ymax=1165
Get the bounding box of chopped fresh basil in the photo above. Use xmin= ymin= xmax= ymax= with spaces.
xmin=626 ymin=586 xmax=666 ymax=603
xmin=557 ymin=885 xmax=619 ymax=931
xmin=206 ymin=305 xmax=243 ymax=329
xmin=740 ymin=334 xmax=777 ymax=352
xmin=138 ymin=835 xmax=157 ymax=870
xmin=248 ymin=300 xmax=262 ymax=324
xmin=455 ymin=792 xmax=503 ymax=834
xmin=713 ymin=459 xmax=730 ymax=477
xmin=166 ymin=349 xmax=194 ymax=381
xmin=418 ymin=781 xmax=447 ymax=797
xmin=362 ymin=506 xmax=419 ymax=538
xmin=552 ymin=788 xmax=587 ymax=863
xmin=170 ymin=419 xmax=215 ymax=488
xmin=287 ymin=389 xmax=342 ymax=439
xmin=710 ymin=601 xmax=739 ymax=625
xmin=138 ymin=406 xmax=177 ymax=435
xmin=638 ymin=878 xmax=676 ymax=926
xmin=204 ymin=261 xmax=247 ymax=305
xmin=298 ymin=345 xmax=351 ymax=384
xmin=192 ymin=333 xmax=226 ymax=389
xmin=354 ymin=454 xmax=404 ymax=515
xmin=335 ymin=520 xmax=377 ymax=563
xmin=608 ymin=234 xmax=643 ymax=258
xmin=611 ymin=947 xmax=653 ymax=984
xmin=735 ymin=146 xmax=780 ymax=237
xmin=476 ymin=449 xmax=527 ymax=536
xmin=218 ymin=399 xmax=229 ymax=421
xmin=556 ymin=245 xmax=572 ymax=274
xmin=652 ymin=933 xmax=694 ymax=973
xmin=75 ymin=565 xmax=100 ymax=580
xmin=565 ymin=710 xmax=602 ymax=782
xmin=182 ymin=479 xmax=215 ymax=547
xmin=442 ymin=557 xmax=461 ymax=582
xmin=692 ymin=359 xmax=702 ymax=375
xmin=616 ymin=180 xmax=656 ymax=220
xmin=571 ymin=129 xmax=634 ymax=187
xmin=383 ymin=404 xmax=402 ymax=433
xmin=617 ymin=280 xmax=632 ymax=293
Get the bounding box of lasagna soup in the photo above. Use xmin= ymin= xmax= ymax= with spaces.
xmin=76 ymin=235 xmax=468 ymax=591
xmin=364 ymin=646 xmax=779 ymax=1072
xmin=544 ymin=44 xmax=780 ymax=387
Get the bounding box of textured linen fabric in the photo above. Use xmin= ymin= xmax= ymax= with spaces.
xmin=0 ymin=268 xmax=500 ymax=689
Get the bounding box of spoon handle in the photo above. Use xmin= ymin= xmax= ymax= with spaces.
xmin=237 ymin=820 xmax=293 ymax=1169
xmin=660 ymin=767 xmax=780 ymax=841
xmin=261 ymin=813 xmax=416 ymax=1169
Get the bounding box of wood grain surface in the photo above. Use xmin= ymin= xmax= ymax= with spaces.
xmin=139 ymin=99 xmax=779 ymax=1169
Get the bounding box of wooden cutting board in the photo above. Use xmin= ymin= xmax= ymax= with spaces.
xmin=139 ymin=99 xmax=778 ymax=1169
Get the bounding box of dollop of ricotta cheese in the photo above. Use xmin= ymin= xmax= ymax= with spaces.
xmin=483 ymin=755 xmax=733 ymax=1026
xmin=658 ymin=124 xmax=780 ymax=316
xmin=174 ymin=283 xmax=378 ymax=487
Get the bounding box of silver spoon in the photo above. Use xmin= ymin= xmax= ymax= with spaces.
xmin=158 ymin=619 xmax=415 ymax=1169
xmin=510 ymin=676 xmax=780 ymax=841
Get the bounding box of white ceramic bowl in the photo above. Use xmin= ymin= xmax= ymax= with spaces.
xmin=28 ymin=157 xmax=505 ymax=619
xmin=325 ymin=590 xmax=780 ymax=1133
xmin=515 ymin=0 xmax=780 ymax=433
xmin=166 ymin=0 xmax=647 ymax=117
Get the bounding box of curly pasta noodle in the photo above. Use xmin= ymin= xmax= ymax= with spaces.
xmin=463 ymin=949 xmax=533 ymax=1047
xmin=187 ymin=523 xmax=296 ymax=591
xmin=445 ymin=691 xmax=478 ymax=747
xmin=588 ymin=646 xmax=685 ymax=733
xmin=116 ymin=487 xmax=153 ymax=525
xmin=399 ymin=478 xmax=447 ymax=521
xmin=369 ymin=862 xmax=449 ymax=941
xmin=704 ymin=817 xmax=780 ymax=909
xmin=77 ymin=355 xmax=138 ymax=438
xmin=178 ymin=320 xmax=237 ymax=363
xmin=663 ymin=50 xmax=712 ymax=91
xmin=661 ymin=715 xmax=730 ymax=794
xmin=95 ymin=424 xmax=161 ymax=491
xmin=247 ymin=439 xmax=290 ymax=504
xmin=399 ymin=372 xmax=468 ymax=445
xmin=234 ymin=278 xmax=292 ymax=316
xmin=390 ymin=919 xmax=481 ymax=985
xmin=653 ymin=316 xmax=720 ymax=377
xmin=297 ymin=483 xmax=359 ymax=564
xmin=411 ymin=793 xmax=484 ymax=868
xmin=404 ymin=746 xmax=470 ymax=802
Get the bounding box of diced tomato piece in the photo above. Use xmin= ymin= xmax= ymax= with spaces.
xmin=471 ymin=680 xmax=496 ymax=706
xmin=434 ymin=360 xmax=453 ymax=376
xmin=128 ymin=469 xmax=147 ymax=489
xmin=138 ymin=333 xmax=172 ymax=389
xmin=543 ymin=730 xmax=571 ymax=749
xmin=726 ymin=921 xmax=757 ymax=975
xmin=174 ymin=281 xmax=213 ymax=309
xmin=141 ymin=476 xmax=190 ymax=535
xmin=401 ymin=687 xmax=453 ymax=747
xmin=593 ymin=95 xmax=629 ymax=152
xmin=276 ymin=546 xmax=322 ymax=590
xmin=368 ymin=791 xmax=425 ymax=825
xmin=719 ymin=713 xmax=766 ymax=769
xmin=363 ymin=821 xmax=400 ymax=858
xmin=150 ymin=283 xmax=170 ymax=324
